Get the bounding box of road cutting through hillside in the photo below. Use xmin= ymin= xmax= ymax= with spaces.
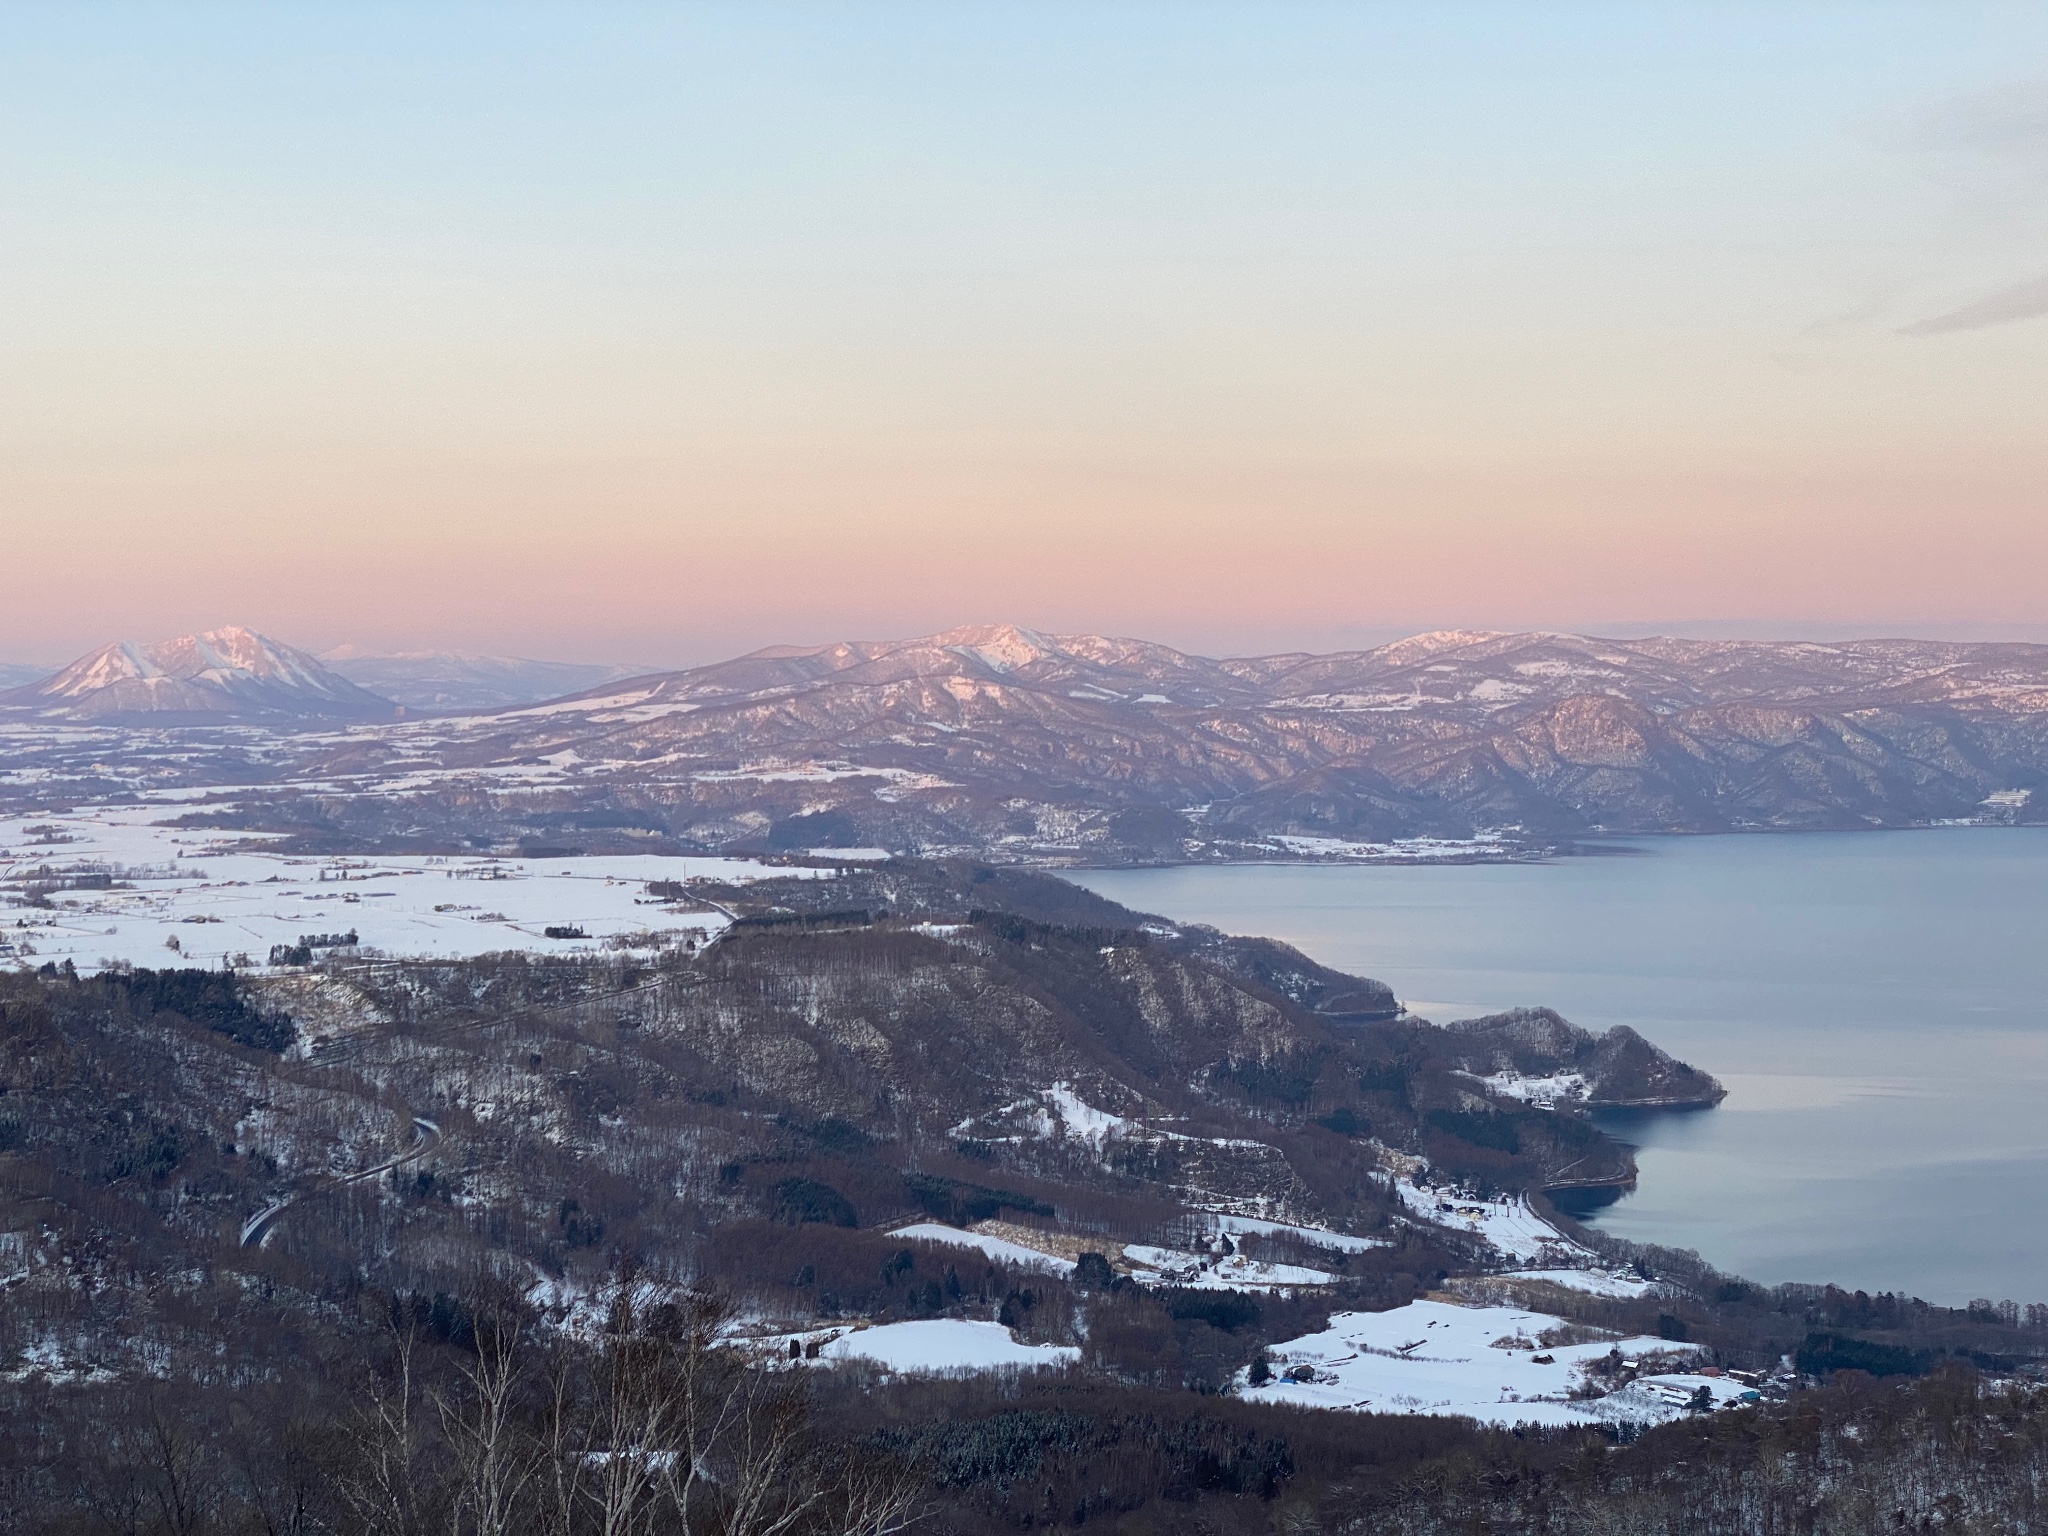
xmin=239 ymin=1113 xmax=441 ymax=1248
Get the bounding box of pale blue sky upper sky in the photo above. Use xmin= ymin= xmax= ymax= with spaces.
xmin=3 ymin=4 xmax=2045 ymax=662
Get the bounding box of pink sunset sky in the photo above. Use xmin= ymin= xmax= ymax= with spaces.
xmin=4 ymin=5 xmax=2045 ymax=666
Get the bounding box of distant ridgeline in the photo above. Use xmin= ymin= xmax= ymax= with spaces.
xmin=19 ymin=625 xmax=2043 ymax=866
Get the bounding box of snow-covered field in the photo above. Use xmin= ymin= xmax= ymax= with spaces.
xmin=1389 ymin=1176 xmax=1592 ymax=1266
xmin=887 ymin=1223 xmax=1077 ymax=1275
xmin=821 ymin=1319 xmax=1078 ymax=1373
xmin=1248 ymin=1299 xmax=1751 ymax=1428
xmin=1 ymin=803 xmax=812 ymax=972
xmin=1122 ymin=1244 xmax=1335 ymax=1291
xmin=754 ymin=1319 xmax=1078 ymax=1375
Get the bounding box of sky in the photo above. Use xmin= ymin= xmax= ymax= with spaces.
xmin=3 ymin=3 xmax=2046 ymax=666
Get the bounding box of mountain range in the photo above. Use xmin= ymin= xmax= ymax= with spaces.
xmin=6 ymin=622 xmax=2045 ymax=856
xmin=281 ymin=622 xmax=2048 ymax=859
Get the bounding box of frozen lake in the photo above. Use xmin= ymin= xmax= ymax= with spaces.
xmin=1071 ymin=828 xmax=2048 ymax=1308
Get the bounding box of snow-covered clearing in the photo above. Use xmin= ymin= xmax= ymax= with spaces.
xmin=1491 ymin=1268 xmax=1658 ymax=1300
xmin=760 ymin=1320 xmax=1077 ymax=1375
xmin=823 ymin=1319 xmax=1077 ymax=1372
xmin=1041 ymin=1082 xmax=1132 ymax=1147
xmin=1038 ymin=1083 xmax=1265 ymax=1152
xmin=1248 ymin=1300 xmax=1749 ymax=1428
xmin=889 ymin=1221 xmax=1358 ymax=1293
xmin=1464 ymin=1069 xmax=1591 ymax=1106
xmin=1122 ymin=1245 xmax=1334 ymax=1291
xmin=1388 ymin=1175 xmax=1591 ymax=1266
xmin=887 ymin=1223 xmax=1076 ymax=1275
xmin=0 ymin=803 xmax=816 ymax=972
xmin=1203 ymin=1214 xmax=1389 ymax=1255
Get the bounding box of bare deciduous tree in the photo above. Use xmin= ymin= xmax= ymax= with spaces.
xmin=541 ymin=1272 xmax=923 ymax=1536
xmin=434 ymin=1289 xmax=536 ymax=1536
xmin=328 ymin=1324 xmax=433 ymax=1536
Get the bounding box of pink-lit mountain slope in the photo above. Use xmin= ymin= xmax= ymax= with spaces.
xmin=0 ymin=627 xmax=397 ymax=722
xmin=296 ymin=624 xmax=2046 ymax=856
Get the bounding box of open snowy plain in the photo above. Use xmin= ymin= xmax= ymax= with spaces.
xmin=0 ymin=798 xmax=816 ymax=971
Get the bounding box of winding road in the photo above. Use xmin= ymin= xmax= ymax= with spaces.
xmin=239 ymin=1113 xmax=441 ymax=1248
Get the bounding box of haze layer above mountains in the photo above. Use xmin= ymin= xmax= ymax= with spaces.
xmin=3 ymin=623 xmax=2044 ymax=859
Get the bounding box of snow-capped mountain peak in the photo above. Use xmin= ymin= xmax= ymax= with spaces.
xmin=933 ymin=623 xmax=1060 ymax=674
xmin=43 ymin=640 xmax=164 ymax=695
xmin=6 ymin=627 xmax=395 ymax=721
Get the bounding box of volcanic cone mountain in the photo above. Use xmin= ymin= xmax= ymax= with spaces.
xmin=1 ymin=626 xmax=397 ymax=722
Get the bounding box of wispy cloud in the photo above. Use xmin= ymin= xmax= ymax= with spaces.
xmin=1801 ymin=289 xmax=1895 ymax=339
xmin=1877 ymin=80 xmax=2048 ymax=174
xmin=1899 ymin=271 xmax=2048 ymax=336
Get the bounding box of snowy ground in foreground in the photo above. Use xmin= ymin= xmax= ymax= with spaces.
xmin=1 ymin=803 xmax=813 ymax=972
xmin=1249 ymin=1299 xmax=1751 ymax=1428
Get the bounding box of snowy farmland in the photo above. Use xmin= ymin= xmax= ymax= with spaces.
xmin=819 ymin=1319 xmax=1079 ymax=1373
xmin=0 ymin=803 xmax=819 ymax=972
xmin=1247 ymin=1299 xmax=1755 ymax=1428
xmin=755 ymin=1318 xmax=1080 ymax=1376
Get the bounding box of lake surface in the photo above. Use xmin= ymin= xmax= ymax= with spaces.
xmin=1069 ymin=829 xmax=2048 ymax=1307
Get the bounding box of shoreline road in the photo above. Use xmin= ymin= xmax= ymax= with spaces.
xmin=239 ymin=1113 xmax=442 ymax=1248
